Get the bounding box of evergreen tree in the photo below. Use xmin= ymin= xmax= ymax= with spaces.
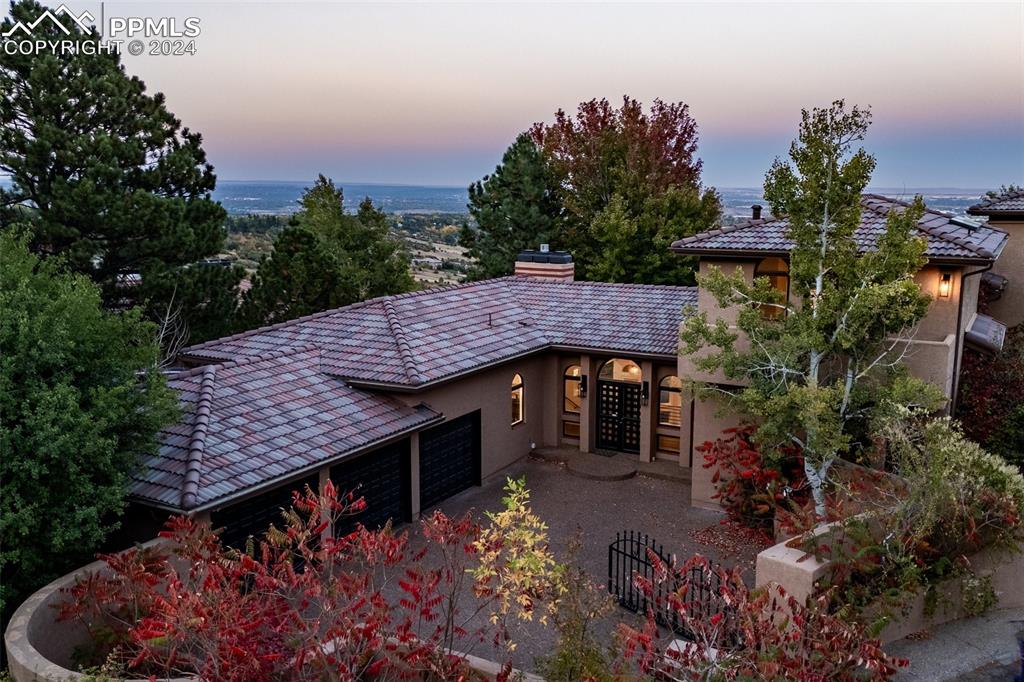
xmin=239 ymin=176 xmax=412 ymax=327
xmin=460 ymin=133 xmax=562 ymax=280
xmin=681 ymin=101 xmax=943 ymax=519
xmin=0 ymin=0 xmax=241 ymax=343
xmin=531 ymin=96 xmax=721 ymax=281
xmin=0 ymin=231 xmax=177 ymax=615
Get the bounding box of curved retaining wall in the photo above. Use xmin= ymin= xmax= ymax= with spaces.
xmin=4 ymin=541 xmax=543 ymax=682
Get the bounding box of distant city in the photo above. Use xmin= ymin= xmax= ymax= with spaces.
xmin=211 ymin=180 xmax=993 ymax=217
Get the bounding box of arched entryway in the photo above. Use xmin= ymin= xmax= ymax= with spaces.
xmin=597 ymin=358 xmax=642 ymax=453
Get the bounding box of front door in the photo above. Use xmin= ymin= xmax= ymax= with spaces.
xmin=597 ymin=380 xmax=642 ymax=453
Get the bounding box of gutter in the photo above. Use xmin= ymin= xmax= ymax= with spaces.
xmin=950 ymin=261 xmax=994 ymax=414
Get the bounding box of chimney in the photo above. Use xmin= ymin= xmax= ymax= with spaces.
xmin=514 ymin=247 xmax=574 ymax=281
xmin=751 ymin=204 xmax=763 ymax=220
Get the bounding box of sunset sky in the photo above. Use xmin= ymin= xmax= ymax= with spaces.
xmin=50 ymin=1 xmax=1024 ymax=187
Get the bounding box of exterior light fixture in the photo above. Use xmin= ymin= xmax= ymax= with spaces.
xmin=641 ymin=380 xmax=650 ymax=405
xmin=938 ymin=272 xmax=952 ymax=299
xmin=579 ymin=375 xmax=588 ymax=398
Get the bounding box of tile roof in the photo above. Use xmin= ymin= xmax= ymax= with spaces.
xmin=671 ymin=194 xmax=1008 ymax=263
xmin=181 ymin=278 xmax=698 ymax=387
xmin=967 ymin=189 xmax=1024 ymax=217
xmin=131 ymin=347 xmax=441 ymax=512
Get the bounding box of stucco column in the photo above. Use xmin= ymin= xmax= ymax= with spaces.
xmin=639 ymin=360 xmax=654 ymax=463
xmin=409 ymin=432 xmax=421 ymax=519
xmin=542 ymin=354 xmax=559 ymax=447
xmin=579 ymin=354 xmax=597 ymax=453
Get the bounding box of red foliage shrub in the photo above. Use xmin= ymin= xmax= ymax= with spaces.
xmin=58 ymin=481 xmax=530 ymax=681
xmin=699 ymin=425 xmax=808 ymax=538
xmin=616 ymin=554 xmax=907 ymax=681
xmin=957 ymin=326 xmax=1024 ymax=469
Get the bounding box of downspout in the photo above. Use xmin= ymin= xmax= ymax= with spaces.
xmin=950 ymin=261 xmax=993 ymax=414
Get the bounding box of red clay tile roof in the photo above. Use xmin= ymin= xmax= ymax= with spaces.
xmin=130 ymin=347 xmax=441 ymax=512
xmin=671 ymin=194 xmax=1008 ymax=263
xmin=180 ymin=278 xmax=697 ymax=387
xmin=967 ymin=189 xmax=1024 ymax=217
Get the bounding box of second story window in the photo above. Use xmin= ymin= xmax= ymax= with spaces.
xmin=755 ymin=257 xmax=789 ymax=319
xmin=511 ymin=373 xmax=524 ymax=426
xmin=564 ymin=365 xmax=582 ymax=413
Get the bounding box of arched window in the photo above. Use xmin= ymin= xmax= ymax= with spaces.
xmin=598 ymin=358 xmax=642 ymax=383
xmin=511 ymin=373 xmax=524 ymax=426
xmin=658 ymin=375 xmax=683 ymax=427
xmin=755 ymin=257 xmax=789 ymax=319
xmin=564 ymin=365 xmax=582 ymax=413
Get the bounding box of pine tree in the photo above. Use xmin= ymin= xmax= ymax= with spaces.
xmin=460 ymin=133 xmax=562 ymax=280
xmin=0 ymin=0 xmax=240 ymax=343
xmin=681 ymin=101 xmax=943 ymax=519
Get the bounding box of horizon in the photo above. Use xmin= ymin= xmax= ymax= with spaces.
xmin=4 ymin=1 xmax=1018 ymax=188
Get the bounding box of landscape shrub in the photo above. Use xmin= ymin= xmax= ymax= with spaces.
xmin=957 ymin=325 xmax=1024 ymax=471
xmin=59 ymin=477 xmax=561 ymax=681
xmin=699 ymin=424 xmax=808 ymax=539
xmin=615 ymin=555 xmax=906 ymax=681
xmin=807 ymin=415 xmax=1024 ymax=623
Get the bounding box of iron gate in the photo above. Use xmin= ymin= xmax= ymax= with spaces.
xmin=607 ymin=530 xmax=738 ymax=644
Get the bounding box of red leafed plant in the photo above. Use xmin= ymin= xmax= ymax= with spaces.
xmin=699 ymin=424 xmax=808 ymax=539
xmin=615 ymin=554 xmax=907 ymax=681
xmin=58 ymin=478 xmax=559 ymax=681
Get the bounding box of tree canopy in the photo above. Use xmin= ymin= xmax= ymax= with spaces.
xmin=0 ymin=0 xmax=242 ymax=344
xmin=0 ymin=231 xmax=177 ymax=615
xmin=681 ymin=101 xmax=943 ymax=518
xmin=240 ymin=176 xmax=413 ymax=327
xmin=461 ymin=96 xmax=720 ymax=283
xmin=460 ymin=133 xmax=562 ymax=280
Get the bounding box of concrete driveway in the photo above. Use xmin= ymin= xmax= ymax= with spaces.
xmin=414 ymin=455 xmax=768 ymax=672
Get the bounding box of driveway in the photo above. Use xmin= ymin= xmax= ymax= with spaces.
xmin=413 ymin=455 xmax=768 ymax=672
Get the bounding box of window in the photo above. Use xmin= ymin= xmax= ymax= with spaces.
xmin=658 ymin=375 xmax=683 ymax=427
xmin=657 ymin=434 xmax=681 ymax=453
xmin=755 ymin=257 xmax=789 ymax=319
xmin=562 ymin=420 xmax=580 ymax=439
xmin=511 ymin=373 xmax=524 ymax=426
xmin=564 ymin=365 xmax=582 ymax=413
xmin=598 ymin=358 xmax=642 ymax=383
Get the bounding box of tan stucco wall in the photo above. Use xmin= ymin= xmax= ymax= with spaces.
xmin=988 ymin=220 xmax=1024 ymax=327
xmin=688 ymin=395 xmax=743 ymax=511
xmin=403 ymin=355 xmax=552 ymax=482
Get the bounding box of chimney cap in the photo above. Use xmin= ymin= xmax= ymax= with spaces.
xmin=751 ymin=204 xmax=763 ymax=220
xmin=516 ymin=249 xmax=573 ymax=264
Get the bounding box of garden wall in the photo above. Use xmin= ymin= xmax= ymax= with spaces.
xmin=755 ymin=522 xmax=1024 ymax=644
xmin=4 ymin=539 xmax=544 ymax=682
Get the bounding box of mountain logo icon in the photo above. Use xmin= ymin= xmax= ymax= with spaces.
xmin=3 ymin=4 xmax=95 ymax=38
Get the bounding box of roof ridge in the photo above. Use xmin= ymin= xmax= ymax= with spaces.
xmin=670 ymin=217 xmax=768 ymax=248
xmin=181 ymin=365 xmax=217 ymax=510
xmin=970 ymin=188 xmax=1024 ymax=210
xmin=511 ymin=276 xmax=697 ymax=293
xmin=171 ymin=344 xmax=321 ymax=379
xmin=381 ymin=297 xmax=425 ymax=385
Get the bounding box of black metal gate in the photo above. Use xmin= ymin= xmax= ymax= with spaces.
xmin=607 ymin=530 xmax=738 ymax=644
xmin=597 ymin=380 xmax=641 ymax=453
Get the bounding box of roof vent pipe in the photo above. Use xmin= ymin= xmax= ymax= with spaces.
xmin=751 ymin=205 xmax=763 ymax=220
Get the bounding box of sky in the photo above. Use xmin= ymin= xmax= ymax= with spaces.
xmin=17 ymin=1 xmax=1024 ymax=187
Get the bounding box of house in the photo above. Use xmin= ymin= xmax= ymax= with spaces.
xmin=967 ymin=187 xmax=1024 ymax=327
xmin=671 ymin=194 xmax=1010 ymax=509
xmin=126 ymin=194 xmax=1013 ymax=540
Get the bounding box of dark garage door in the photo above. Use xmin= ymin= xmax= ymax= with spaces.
xmin=419 ymin=411 xmax=481 ymax=510
xmin=211 ymin=473 xmax=319 ymax=550
xmin=330 ymin=440 xmax=411 ymax=536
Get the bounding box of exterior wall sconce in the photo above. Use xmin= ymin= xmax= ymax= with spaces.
xmin=579 ymin=375 xmax=588 ymax=398
xmin=641 ymin=380 xmax=650 ymax=405
xmin=938 ymin=271 xmax=953 ymax=299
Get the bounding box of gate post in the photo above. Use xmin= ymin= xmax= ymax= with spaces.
xmin=579 ymin=354 xmax=598 ymax=453
xmin=639 ymin=360 xmax=654 ymax=462
xmin=409 ymin=432 xmax=421 ymax=520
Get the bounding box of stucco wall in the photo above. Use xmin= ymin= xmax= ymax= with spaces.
xmin=688 ymin=395 xmax=743 ymax=511
xmin=402 ymin=354 xmax=551 ymax=481
xmin=988 ymin=220 xmax=1024 ymax=327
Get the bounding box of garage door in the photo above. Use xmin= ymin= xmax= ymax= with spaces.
xmin=211 ymin=473 xmax=319 ymax=550
xmin=419 ymin=411 xmax=481 ymax=510
xmin=330 ymin=440 xmax=410 ymax=536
